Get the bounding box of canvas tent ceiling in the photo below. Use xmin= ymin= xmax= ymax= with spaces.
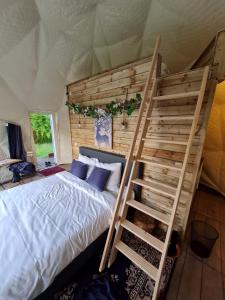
xmin=1 ymin=0 xmax=225 ymax=114
xmin=1 ymin=0 xmax=225 ymax=188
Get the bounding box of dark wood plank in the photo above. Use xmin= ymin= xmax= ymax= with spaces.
xmin=169 ymin=187 xmax=225 ymax=300
xmin=166 ymin=250 xmax=187 ymax=300
xmin=177 ymin=253 xmax=202 ymax=300
xmin=223 ymin=276 xmax=225 ymax=299
xmin=201 ymin=264 xmax=224 ymax=300
xmin=21 ymin=174 xmax=43 ymax=184
xmin=218 ymin=197 xmax=225 ymax=224
xmin=220 ymin=222 xmax=225 ymax=275
xmin=203 ymin=217 xmax=221 ymax=272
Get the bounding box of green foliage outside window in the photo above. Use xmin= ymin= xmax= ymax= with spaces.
xmin=30 ymin=113 xmax=52 ymax=144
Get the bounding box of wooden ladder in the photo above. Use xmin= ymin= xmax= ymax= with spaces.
xmin=99 ymin=36 xmax=210 ymax=300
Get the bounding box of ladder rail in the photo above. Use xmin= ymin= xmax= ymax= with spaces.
xmin=107 ymin=77 xmax=159 ymax=267
xmin=99 ymin=36 xmax=210 ymax=300
xmin=152 ymin=65 xmax=210 ymax=300
xmin=99 ymin=36 xmax=161 ymax=272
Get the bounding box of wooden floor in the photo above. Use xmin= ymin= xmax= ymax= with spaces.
xmin=167 ymin=185 xmax=225 ymax=300
xmin=0 ymin=164 xmax=70 ymax=191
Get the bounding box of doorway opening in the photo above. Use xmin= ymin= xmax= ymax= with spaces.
xmin=30 ymin=113 xmax=56 ymax=170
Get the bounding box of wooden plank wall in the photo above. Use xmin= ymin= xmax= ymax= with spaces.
xmin=67 ymin=57 xmax=213 ymax=233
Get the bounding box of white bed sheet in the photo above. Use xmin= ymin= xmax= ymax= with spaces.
xmin=0 ymin=171 xmax=116 ymax=300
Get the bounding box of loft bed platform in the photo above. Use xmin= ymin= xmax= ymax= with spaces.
xmin=67 ymin=30 xmax=225 ymax=236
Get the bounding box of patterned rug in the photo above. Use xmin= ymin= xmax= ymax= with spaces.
xmin=54 ymin=231 xmax=175 ymax=300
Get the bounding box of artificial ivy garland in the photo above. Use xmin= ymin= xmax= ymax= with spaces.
xmin=65 ymin=93 xmax=142 ymax=119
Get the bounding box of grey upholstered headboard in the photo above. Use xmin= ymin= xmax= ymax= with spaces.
xmin=79 ymin=147 xmax=143 ymax=201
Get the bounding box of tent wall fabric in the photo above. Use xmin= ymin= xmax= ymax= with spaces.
xmin=202 ymin=81 xmax=225 ymax=196
xmin=1 ymin=1 xmax=225 ymax=164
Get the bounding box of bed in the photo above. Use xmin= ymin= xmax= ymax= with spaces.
xmin=0 ymin=147 xmax=143 ymax=300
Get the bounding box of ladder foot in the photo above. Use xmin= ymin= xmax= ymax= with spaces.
xmin=108 ymin=249 xmax=118 ymax=268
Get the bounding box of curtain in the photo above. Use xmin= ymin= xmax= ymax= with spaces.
xmin=201 ymin=81 xmax=225 ymax=196
xmin=7 ymin=123 xmax=26 ymax=161
xmin=0 ymin=121 xmax=10 ymax=160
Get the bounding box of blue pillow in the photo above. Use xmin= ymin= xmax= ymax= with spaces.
xmin=86 ymin=167 xmax=111 ymax=191
xmin=70 ymin=160 xmax=88 ymax=180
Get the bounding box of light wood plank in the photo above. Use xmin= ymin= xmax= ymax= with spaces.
xmin=132 ymin=178 xmax=176 ymax=199
xmin=127 ymin=199 xmax=170 ymax=225
xmin=149 ymin=115 xmax=194 ymax=121
xmin=99 ymin=37 xmax=161 ymax=273
xmin=138 ymin=157 xmax=182 ymax=171
xmin=116 ymin=241 xmax=158 ymax=280
xmin=153 ymin=91 xmax=199 ymax=101
xmin=2 ymin=181 xmax=21 ymax=190
xmin=142 ymin=137 xmax=188 ymax=145
xmin=121 ymin=219 xmax=164 ymax=252
xmin=67 ymin=36 xmax=216 ymax=236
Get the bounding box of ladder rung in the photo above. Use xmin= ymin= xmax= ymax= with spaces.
xmin=116 ymin=241 xmax=158 ymax=280
xmin=137 ymin=158 xmax=182 ymax=171
xmin=145 ymin=177 xmax=177 ymax=191
xmin=127 ymin=199 xmax=170 ymax=225
xmin=142 ymin=138 xmax=188 ymax=145
xmin=153 ymin=91 xmax=199 ymax=101
xmin=141 ymin=155 xmax=183 ymax=169
xmin=132 ymin=178 xmax=176 ymax=199
xmin=121 ymin=220 xmax=164 ymax=252
xmin=148 ymin=115 xmax=194 ymax=121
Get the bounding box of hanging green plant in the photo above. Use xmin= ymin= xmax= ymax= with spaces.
xmin=105 ymin=101 xmax=123 ymax=116
xmin=65 ymin=93 xmax=142 ymax=118
xmin=126 ymin=94 xmax=142 ymax=116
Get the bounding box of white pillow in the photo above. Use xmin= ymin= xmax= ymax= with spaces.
xmin=94 ymin=161 xmax=122 ymax=191
xmin=78 ymin=154 xmax=99 ymax=177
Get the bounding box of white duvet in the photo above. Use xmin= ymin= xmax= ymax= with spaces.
xmin=0 ymin=171 xmax=116 ymax=300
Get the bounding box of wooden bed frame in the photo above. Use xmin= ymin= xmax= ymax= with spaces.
xmin=35 ymin=146 xmax=143 ymax=299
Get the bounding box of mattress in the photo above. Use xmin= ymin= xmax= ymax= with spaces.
xmin=0 ymin=171 xmax=116 ymax=300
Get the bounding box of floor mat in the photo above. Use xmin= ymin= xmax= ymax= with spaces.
xmin=54 ymin=231 xmax=175 ymax=300
xmin=39 ymin=166 xmax=65 ymax=176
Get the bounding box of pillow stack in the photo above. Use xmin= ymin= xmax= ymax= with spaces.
xmin=70 ymin=154 xmax=122 ymax=193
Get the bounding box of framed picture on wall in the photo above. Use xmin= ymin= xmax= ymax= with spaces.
xmin=95 ymin=115 xmax=112 ymax=149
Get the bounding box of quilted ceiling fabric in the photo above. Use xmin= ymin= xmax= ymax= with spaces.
xmin=1 ymin=0 xmax=225 ymax=113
